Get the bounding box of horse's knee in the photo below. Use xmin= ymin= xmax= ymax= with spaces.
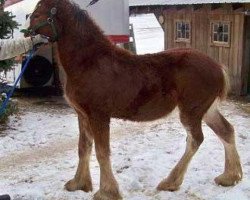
xmin=95 ymin=141 xmax=111 ymax=164
xmin=193 ymin=134 xmax=204 ymax=147
xmin=187 ymin=133 xmax=204 ymax=151
xmin=78 ymin=141 xmax=92 ymax=157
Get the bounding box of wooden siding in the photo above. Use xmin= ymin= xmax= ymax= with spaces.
xmin=163 ymin=4 xmax=248 ymax=95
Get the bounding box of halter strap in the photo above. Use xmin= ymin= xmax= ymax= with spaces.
xmin=28 ymin=0 xmax=60 ymax=42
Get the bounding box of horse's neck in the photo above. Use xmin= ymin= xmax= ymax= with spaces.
xmin=57 ymin=20 xmax=113 ymax=76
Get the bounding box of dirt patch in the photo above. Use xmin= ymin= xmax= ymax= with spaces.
xmin=229 ymin=96 xmax=250 ymax=114
xmin=15 ymin=96 xmax=73 ymax=114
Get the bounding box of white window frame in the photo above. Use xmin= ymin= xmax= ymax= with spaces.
xmin=210 ymin=21 xmax=231 ymax=47
xmin=174 ymin=20 xmax=191 ymax=43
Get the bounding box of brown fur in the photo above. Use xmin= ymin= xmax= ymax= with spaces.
xmin=29 ymin=1 xmax=242 ymax=199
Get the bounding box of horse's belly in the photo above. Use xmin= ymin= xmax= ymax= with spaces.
xmin=132 ymin=102 xmax=174 ymax=121
xmin=115 ymin=94 xmax=177 ymax=122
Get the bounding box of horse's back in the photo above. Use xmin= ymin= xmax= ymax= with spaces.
xmin=110 ymin=48 xmax=226 ymax=121
xmin=136 ymin=48 xmax=225 ymax=100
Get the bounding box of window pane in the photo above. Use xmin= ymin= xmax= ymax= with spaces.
xmin=186 ymin=32 xmax=189 ymax=39
xmin=177 ymin=31 xmax=181 ymax=38
xmin=219 ymin=32 xmax=223 ymax=41
xmin=181 ymin=30 xmax=185 ymax=38
xmin=224 ymin=34 xmax=228 ymax=42
xmin=218 ymin=25 xmax=223 ymax=34
xmin=214 ymin=24 xmax=218 ymax=32
xmin=181 ymin=24 xmax=185 ymax=32
xmin=178 ymin=22 xmax=182 ymax=30
xmin=214 ymin=33 xmax=218 ymax=41
xmin=224 ymin=24 xmax=228 ymax=33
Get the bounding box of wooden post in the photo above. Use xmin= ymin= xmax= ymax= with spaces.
xmin=124 ymin=24 xmax=136 ymax=54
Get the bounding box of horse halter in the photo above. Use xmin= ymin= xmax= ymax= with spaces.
xmin=29 ymin=1 xmax=60 ymax=42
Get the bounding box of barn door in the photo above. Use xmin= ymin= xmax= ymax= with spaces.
xmin=244 ymin=16 xmax=250 ymax=94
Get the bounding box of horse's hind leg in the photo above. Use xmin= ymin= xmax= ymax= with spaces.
xmin=157 ymin=112 xmax=204 ymax=191
xmin=65 ymin=113 xmax=93 ymax=192
xmin=203 ymin=102 xmax=242 ymax=186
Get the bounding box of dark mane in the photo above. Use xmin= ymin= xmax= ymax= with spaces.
xmin=60 ymin=0 xmax=109 ymax=45
xmin=70 ymin=1 xmax=88 ymax=28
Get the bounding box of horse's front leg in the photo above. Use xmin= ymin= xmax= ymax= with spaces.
xmin=91 ymin=115 xmax=122 ymax=200
xmin=65 ymin=114 xmax=93 ymax=192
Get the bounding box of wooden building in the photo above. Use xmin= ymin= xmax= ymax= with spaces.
xmin=130 ymin=0 xmax=250 ymax=95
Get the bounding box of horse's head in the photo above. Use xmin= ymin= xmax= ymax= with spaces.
xmin=28 ymin=0 xmax=62 ymax=42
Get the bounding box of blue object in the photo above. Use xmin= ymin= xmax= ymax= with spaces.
xmin=0 ymin=49 xmax=34 ymax=116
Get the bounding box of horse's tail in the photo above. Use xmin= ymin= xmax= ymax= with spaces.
xmin=219 ymin=65 xmax=230 ymax=101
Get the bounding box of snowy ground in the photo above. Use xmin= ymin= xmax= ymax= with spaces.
xmin=129 ymin=14 xmax=164 ymax=54
xmin=0 ymin=14 xmax=250 ymax=200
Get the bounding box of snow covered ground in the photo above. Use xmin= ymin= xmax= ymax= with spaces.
xmin=129 ymin=14 xmax=164 ymax=54
xmin=0 ymin=14 xmax=250 ymax=200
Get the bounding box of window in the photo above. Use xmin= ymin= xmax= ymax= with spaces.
xmin=175 ymin=20 xmax=191 ymax=42
xmin=211 ymin=21 xmax=231 ymax=47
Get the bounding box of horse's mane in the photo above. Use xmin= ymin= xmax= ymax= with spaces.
xmin=61 ymin=0 xmax=110 ymax=45
xmin=70 ymin=1 xmax=88 ymax=29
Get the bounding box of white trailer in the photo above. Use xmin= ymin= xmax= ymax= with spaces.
xmin=5 ymin=0 xmax=129 ymax=42
xmin=4 ymin=0 xmax=129 ymax=89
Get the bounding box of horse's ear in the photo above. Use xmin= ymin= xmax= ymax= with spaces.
xmin=82 ymin=9 xmax=89 ymax=18
xmin=83 ymin=10 xmax=88 ymax=15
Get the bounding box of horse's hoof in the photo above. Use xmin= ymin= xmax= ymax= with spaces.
xmin=93 ymin=189 xmax=122 ymax=200
xmin=157 ymin=179 xmax=180 ymax=191
xmin=214 ymin=173 xmax=242 ymax=186
xmin=64 ymin=178 xmax=93 ymax=192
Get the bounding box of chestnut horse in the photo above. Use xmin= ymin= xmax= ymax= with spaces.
xmin=28 ymin=0 xmax=242 ymax=199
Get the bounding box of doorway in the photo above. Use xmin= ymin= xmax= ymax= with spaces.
xmin=244 ymin=16 xmax=250 ymax=94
